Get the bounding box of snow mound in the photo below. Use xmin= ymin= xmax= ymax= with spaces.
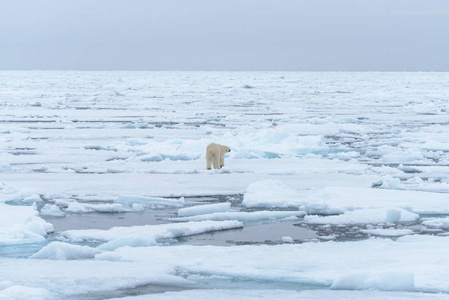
xmin=61 ymin=220 xmax=244 ymax=251
xmin=178 ymin=202 xmax=231 ymax=217
xmin=30 ymin=242 xmax=101 ymax=260
xmin=304 ymin=208 xmax=419 ymax=225
xmin=331 ymin=271 xmax=414 ymax=291
xmin=0 ymin=203 xmax=54 ymax=245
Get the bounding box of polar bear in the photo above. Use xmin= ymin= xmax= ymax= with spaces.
xmin=206 ymin=143 xmax=231 ymax=170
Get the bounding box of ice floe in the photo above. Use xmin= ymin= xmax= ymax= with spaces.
xmin=422 ymin=217 xmax=449 ymax=230
xmin=170 ymin=211 xmax=306 ymax=223
xmin=243 ymin=181 xmax=449 ymax=214
xmin=304 ymin=208 xmax=419 ymax=225
xmin=0 ymin=203 xmax=53 ymax=245
xmin=61 ymin=220 xmax=244 ymax=250
xmin=40 ymin=204 xmax=66 ymax=217
xmin=30 ymin=241 xmax=101 ymax=260
xmin=360 ymin=228 xmax=414 ymax=237
xmin=177 ymin=202 xmax=231 ymax=217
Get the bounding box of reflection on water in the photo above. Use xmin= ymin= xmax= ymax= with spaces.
xmin=178 ymin=221 xmax=316 ymax=246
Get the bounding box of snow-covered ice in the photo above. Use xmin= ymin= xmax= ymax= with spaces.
xmin=304 ymin=208 xmax=419 ymax=225
xmin=177 ymin=202 xmax=231 ymax=217
xmin=0 ymin=203 xmax=53 ymax=246
xmin=360 ymin=228 xmax=414 ymax=237
xmin=30 ymin=241 xmax=101 ymax=260
xmin=1 ymin=71 xmax=449 ymax=299
xmin=40 ymin=204 xmax=66 ymax=217
xmin=61 ymin=220 xmax=244 ymax=250
xmin=170 ymin=210 xmax=306 ymax=222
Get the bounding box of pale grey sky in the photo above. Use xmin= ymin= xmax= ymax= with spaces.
xmin=1 ymin=0 xmax=448 ymax=71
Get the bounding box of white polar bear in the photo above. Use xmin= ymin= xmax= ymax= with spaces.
xmin=206 ymin=143 xmax=231 ymax=170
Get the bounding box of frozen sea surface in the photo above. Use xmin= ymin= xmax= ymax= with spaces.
xmin=1 ymin=71 xmax=449 ymax=299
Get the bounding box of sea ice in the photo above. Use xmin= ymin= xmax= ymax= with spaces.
xmin=61 ymin=220 xmax=244 ymax=250
xmin=304 ymin=208 xmax=418 ymax=225
xmin=0 ymin=203 xmax=53 ymax=245
xmin=177 ymin=202 xmax=231 ymax=217
xmin=422 ymin=217 xmax=449 ymax=229
xmin=40 ymin=204 xmax=66 ymax=217
xmin=107 ymin=289 xmax=449 ymax=300
xmin=117 ymin=195 xmax=186 ymax=209
xmin=1 ymin=71 xmax=449 ymax=299
xmin=0 ymin=286 xmax=53 ymax=300
xmin=360 ymin=228 xmax=414 ymax=237
xmin=331 ymin=271 xmax=415 ymax=291
xmin=30 ymin=241 xmax=101 ymax=260
xmin=171 ymin=210 xmax=306 ymax=223
xmin=242 ymin=180 xmax=303 ymax=208
xmin=243 ymin=181 xmax=449 ymax=214
xmin=65 ymin=202 xmax=127 ymax=214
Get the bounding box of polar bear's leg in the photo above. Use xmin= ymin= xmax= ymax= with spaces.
xmin=206 ymin=153 xmax=213 ymax=170
xmin=220 ymin=152 xmax=225 ymax=168
xmin=213 ymin=154 xmax=220 ymax=169
xmin=206 ymin=144 xmax=215 ymax=170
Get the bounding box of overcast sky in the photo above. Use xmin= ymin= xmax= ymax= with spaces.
xmin=1 ymin=0 xmax=448 ymax=71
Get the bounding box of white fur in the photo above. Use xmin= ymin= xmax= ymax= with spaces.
xmin=206 ymin=143 xmax=231 ymax=170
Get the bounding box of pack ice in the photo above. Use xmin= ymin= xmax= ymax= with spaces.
xmin=1 ymin=71 xmax=449 ymax=299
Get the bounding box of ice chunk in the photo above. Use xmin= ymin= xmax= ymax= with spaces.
xmin=30 ymin=242 xmax=101 ymax=260
xmin=171 ymin=211 xmax=306 ymax=222
xmin=361 ymin=229 xmax=414 ymax=237
xmin=177 ymin=203 xmax=231 ymax=217
xmin=0 ymin=203 xmax=54 ymax=245
xmin=139 ymin=152 xmax=163 ymax=162
xmin=282 ymin=236 xmax=294 ymax=243
xmin=117 ymin=195 xmax=185 ymax=208
xmin=422 ymin=217 xmax=449 ymax=229
xmin=40 ymin=204 xmax=66 ymax=217
xmin=379 ymin=147 xmax=426 ymax=164
xmin=65 ymin=202 xmax=127 ymax=214
xmin=66 ymin=202 xmax=87 ymax=213
xmin=62 ymin=220 xmax=244 ymax=250
xmin=331 ymin=271 xmax=414 ymax=291
xmin=419 ymin=140 xmax=449 ymax=151
xmin=385 ymin=209 xmax=401 ymax=223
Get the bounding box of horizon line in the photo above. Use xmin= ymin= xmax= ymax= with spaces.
xmin=0 ymin=69 xmax=447 ymax=73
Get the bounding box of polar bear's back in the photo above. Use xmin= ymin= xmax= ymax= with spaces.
xmin=206 ymin=143 xmax=219 ymax=156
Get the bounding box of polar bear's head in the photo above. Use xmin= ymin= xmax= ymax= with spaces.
xmin=224 ymin=146 xmax=231 ymax=153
